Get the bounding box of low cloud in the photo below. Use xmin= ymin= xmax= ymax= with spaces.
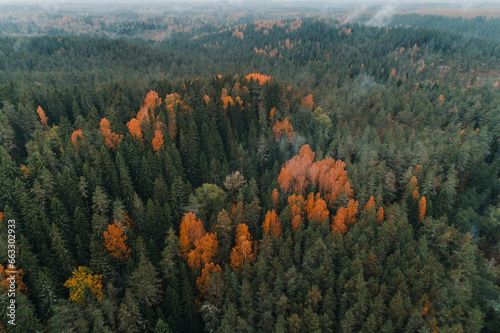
xmin=365 ymin=2 xmax=397 ymax=27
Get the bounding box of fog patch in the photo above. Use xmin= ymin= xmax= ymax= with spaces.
xmin=353 ymin=74 xmax=378 ymax=93
xmin=365 ymin=2 xmax=397 ymax=27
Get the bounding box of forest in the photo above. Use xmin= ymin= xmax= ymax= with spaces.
xmin=0 ymin=5 xmax=500 ymax=333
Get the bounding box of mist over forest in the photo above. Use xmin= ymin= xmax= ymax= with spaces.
xmin=0 ymin=1 xmax=499 ymax=332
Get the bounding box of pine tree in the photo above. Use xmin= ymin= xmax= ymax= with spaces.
xmin=160 ymin=228 xmax=179 ymax=280
xmin=130 ymin=255 xmax=162 ymax=307
xmin=50 ymin=222 xmax=74 ymax=276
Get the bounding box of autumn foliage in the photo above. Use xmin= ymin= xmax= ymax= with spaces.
xmin=127 ymin=118 xmax=142 ymax=140
xmin=377 ymin=207 xmax=384 ymax=224
xmin=103 ymin=222 xmax=131 ymax=261
xmin=221 ymin=88 xmax=234 ymax=110
xmin=408 ymin=176 xmax=420 ymax=199
xmin=272 ymin=189 xmax=279 ymax=209
xmin=64 ymin=266 xmax=103 ymax=305
xmin=71 ymin=129 xmax=84 ymax=151
xmin=144 ymin=90 xmax=162 ymax=110
xmin=389 ymin=68 xmax=397 ymax=79
xmin=0 ymin=265 xmax=27 ymax=294
xmin=136 ymin=105 xmax=150 ymax=123
xmin=230 ymin=224 xmax=255 ymax=269
xmin=164 ymin=93 xmax=189 ymax=140
xmin=262 ymin=210 xmax=282 ymax=238
xmin=246 ymin=73 xmax=272 ymax=85
xmin=196 ymin=262 xmax=223 ymax=299
xmin=363 ymin=196 xmax=376 ymax=213
xmin=152 ymin=129 xmax=164 ymax=152
xmin=36 ymin=106 xmax=49 ymax=129
xmin=187 ymin=232 xmax=219 ymax=271
xmin=232 ymin=29 xmax=244 ymax=39
xmin=288 ymin=194 xmax=305 ymax=232
xmin=277 ymin=145 xmax=315 ymax=194
xmin=269 ymin=107 xmax=276 ymax=120
xmin=272 ymin=117 xmax=295 ymax=142
xmin=301 ymin=94 xmax=315 ymax=110
xmin=332 ymin=199 xmax=359 ymax=234
xmin=346 ymin=199 xmax=359 ymax=227
xmin=332 ymin=207 xmax=347 ymax=234
xmin=289 ymin=19 xmax=302 ymax=31
xmin=134 ymin=90 xmax=162 ymax=124
xmin=419 ymin=196 xmax=426 ymax=221
xmin=179 ymin=212 xmax=206 ymax=259
xmin=100 ymin=118 xmax=123 ymax=150
xmin=277 ymin=145 xmax=353 ymax=206
xmin=305 ymin=193 xmax=329 ymax=225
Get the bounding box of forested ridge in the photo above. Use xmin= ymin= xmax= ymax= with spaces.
xmin=0 ymin=14 xmax=499 ymax=333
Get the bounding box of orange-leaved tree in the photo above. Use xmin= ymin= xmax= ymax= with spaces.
xmin=363 ymin=196 xmax=376 ymax=214
xmin=262 ymin=210 xmax=282 ymax=238
xmin=196 ymin=262 xmax=223 ymax=300
xmin=301 ymin=94 xmax=315 ymax=110
xmin=144 ymin=90 xmax=162 ymax=110
xmin=377 ymin=207 xmax=384 ymax=224
xmin=288 ymin=194 xmax=305 ymax=232
xmin=269 ymin=107 xmax=276 ymax=120
xmin=164 ymin=93 xmax=189 ymax=140
xmin=407 ymin=176 xmax=419 ymax=199
xmin=346 ymin=199 xmax=359 ymax=227
xmin=389 ymin=68 xmax=396 ymax=79
xmin=0 ymin=265 xmax=27 ymax=294
xmin=308 ymin=158 xmax=353 ymax=206
xmin=230 ymin=224 xmax=254 ymax=269
xmin=103 ymin=222 xmax=131 ymax=262
xmin=245 ymin=73 xmax=272 ymax=85
xmin=71 ymin=129 xmax=84 ymax=152
xmin=100 ymin=118 xmax=123 ymax=150
xmin=64 ymin=266 xmax=103 ymax=305
xmin=272 ymin=117 xmax=294 ymax=142
xmin=332 ymin=207 xmax=347 ymax=234
xmin=277 ymin=145 xmax=315 ymax=194
xmin=272 ymin=189 xmax=279 ymax=209
xmin=305 ymin=193 xmax=329 ymax=225
xmin=187 ymin=232 xmax=219 ymax=271
xmin=36 ymin=106 xmax=49 ymax=129
xmin=127 ymin=118 xmax=142 ymax=141
xmin=136 ymin=91 xmax=162 ymax=123
xmin=332 ymin=198 xmax=359 ymax=234
xmin=136 ymin=105 xmax=150 ymax=123
xmin=278 ymin=145 xmax=353 ymax=206
xmin=179 ymin=212 xmax=206 ymax=259
xmin=221 ymin=88 xmax=234 ymax=111
xmin=419 ymin=196 xmax=426 ymax=221
xmin=152 ymin=129 xmax=164 ymax=152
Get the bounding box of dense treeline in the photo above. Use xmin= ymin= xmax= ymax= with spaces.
xmin=390 ymin=14 xmax=500 ymax=40
xmin=0 ymin=15 xmax=499 ymax=332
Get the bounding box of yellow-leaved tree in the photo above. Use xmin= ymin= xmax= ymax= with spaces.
xmin=64 ymin=266 xmax=103 ymax=305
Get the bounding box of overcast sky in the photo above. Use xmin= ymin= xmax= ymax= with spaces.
xmin=0 ymin=0 xmax=496 ymax=4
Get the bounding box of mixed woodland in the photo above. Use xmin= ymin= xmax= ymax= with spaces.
xmin=0 ymin=9 xmax=500 ymax=333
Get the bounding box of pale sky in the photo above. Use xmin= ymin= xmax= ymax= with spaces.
xmin=0 ymin=0 xmax=497 ymax=4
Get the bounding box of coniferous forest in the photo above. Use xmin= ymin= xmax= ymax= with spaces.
xmin=0 ymin=2 xmax=500 ymax=332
